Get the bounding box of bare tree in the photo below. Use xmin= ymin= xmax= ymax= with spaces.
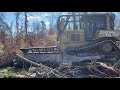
xmin=19 ymin=17 xmax=24 ymax=32
xmin=25 ymin=12 xmax=28 ymax=36
xmin=9 ymin=21 xmax=14 ymax=38
xmin=0 ymin=12 xmax=6 ymax=19
xmin=32 ymin=21 xmax=41 ymax=34
xmin=15 ymin=12 xmax=22 ymax=34
xmin=48 ymin=13 xmax=54 ymax=29
xmin=41 ymin=21 xmax=46 ymax=40
xmin=0 ymin=13 xmax=10 ymax=50
xmin=47 ymin=12 xmax=63 ymax=29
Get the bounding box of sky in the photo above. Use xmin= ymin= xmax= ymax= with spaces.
xmin=2 ymin=12 xmax=120 ymax=33
xmin=4 ymin=12 xmax=119 ymax=25
xmin=4 ymin=12 xmax=51 ymax=27
xmin=3 ymin=12 xmax=53 ymax=34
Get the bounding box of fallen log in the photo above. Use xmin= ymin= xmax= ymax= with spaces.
xmin=12 ymin=51 xmax=67 ymax=78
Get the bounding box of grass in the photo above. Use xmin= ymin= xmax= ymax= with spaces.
xmin=0 ymin=67 xmax=16 ymax=78
xmin=0 ymin=66 xmax=36 ymax=78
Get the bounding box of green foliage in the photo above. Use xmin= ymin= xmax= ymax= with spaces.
xmin=18 ymin=67 xmax=36 ymax=74
xmin=28 ymin=67 xmax=36 ymax=72
xmin=0 ymin=67 xmax=16 ymax=78
xmin=13 ymin=59 xmax=23 ymax=67
xmin=13 ymin=58 xmax=31 ymax=69
xmin=116 ymin=63 xmax=120 ymax=69
xmin=0 ymin=67 xmax=35 ymax=78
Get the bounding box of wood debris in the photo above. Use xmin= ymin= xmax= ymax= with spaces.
xmin=12 ymin=51 xmax=120 ymax=78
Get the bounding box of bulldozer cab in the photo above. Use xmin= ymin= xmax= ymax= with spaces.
xmin=57 ymin=13 xmax=115 ymax=40
xmin=57 ymin=13 xmax=116 ymax=50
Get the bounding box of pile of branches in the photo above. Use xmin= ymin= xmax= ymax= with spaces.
xmin=34 ymin=62 xmax=119 ymax=78
xmin=57 ymin=62 xmax=119 ymax=78
xmin=12 ymin=51 xmax=120 ymax=78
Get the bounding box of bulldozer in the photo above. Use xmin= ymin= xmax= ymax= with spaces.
xmin=20 ymin=13 xmax=120 ymax=64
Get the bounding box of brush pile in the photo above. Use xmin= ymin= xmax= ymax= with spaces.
xmin=34 ymin=61 xmax=120 ymax=78
xmin=12 ymin=51 xmax=120 ymax=78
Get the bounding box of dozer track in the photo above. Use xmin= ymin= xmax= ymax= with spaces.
xmin=64 ymin=40 xmax=120 ymax=62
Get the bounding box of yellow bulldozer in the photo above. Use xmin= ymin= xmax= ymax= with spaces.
xmin=20 ymin=13 xmax=120 ymax=64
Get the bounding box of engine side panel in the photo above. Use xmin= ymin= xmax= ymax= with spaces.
xmin=98 ymin=30 xmax=120 ymax=40
xmin=60 ymin=29 xmax=86 ymax=51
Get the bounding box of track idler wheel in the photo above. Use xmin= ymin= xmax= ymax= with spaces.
xmin=99 ymin=42 xmax=113 ymax=54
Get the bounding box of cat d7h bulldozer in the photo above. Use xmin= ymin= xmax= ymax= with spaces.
xmin=20 ymin=13 xmax=120 ymax=64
